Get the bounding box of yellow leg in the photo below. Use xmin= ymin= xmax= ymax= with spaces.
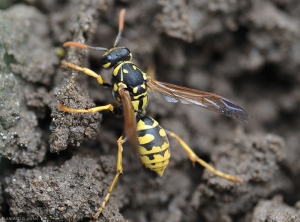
xmin=93 ymin=136 xmax=125 ymax=220
xmin=58 ymin=104 xmax=114 ymax=114
xmin=166 ymin=130 xmax=243 ymax=183
xmin=61 ymin=60 xmax=108 ymax=85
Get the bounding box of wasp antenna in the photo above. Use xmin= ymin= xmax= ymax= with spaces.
xmin=86 ymin=46 xmax=108 ymax=52
xmin=113 ymin=9 xmax=126 ymax=47
xmin=63 ymin=41 xmax=89 ymax=49
xmin=63 ymin=41 xmax=108 ymax=52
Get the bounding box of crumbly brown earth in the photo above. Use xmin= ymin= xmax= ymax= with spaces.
xmin=1 ymin=1 xmax=300 ymax=222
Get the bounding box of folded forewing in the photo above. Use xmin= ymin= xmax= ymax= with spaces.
xmin=119 ymin=87 xmax=138 ymax=149
xmin=146 ymin=77 xmax=249 ymax=122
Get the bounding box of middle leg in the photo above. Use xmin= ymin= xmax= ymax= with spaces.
xmin=93 ymin=135 xmax=126 ymax=219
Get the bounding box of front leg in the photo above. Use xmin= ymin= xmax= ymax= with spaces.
xmin=61 ymin=60 xmax=111 ymax=87
xmin=58 ymin=104 xmax=115 ymax=114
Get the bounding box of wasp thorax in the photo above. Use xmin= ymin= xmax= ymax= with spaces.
xmin=100 ymin=47 xmax=132 ymax=69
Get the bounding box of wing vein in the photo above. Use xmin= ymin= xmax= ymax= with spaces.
xmin=147 ymin=77 xmax=249 ymax=122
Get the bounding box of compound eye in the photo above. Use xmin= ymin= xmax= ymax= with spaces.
xmin=104 ymin=55 xmax=112 ymax=62
xmin=100 ymin=54 xmax=113 ymax=68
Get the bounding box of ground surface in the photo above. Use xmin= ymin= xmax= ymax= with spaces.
xmin=1 ymin=0 xmax=300 ymax=222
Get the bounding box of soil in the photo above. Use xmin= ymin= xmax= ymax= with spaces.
xmin=1 ymin=0 xmax=300 ymax=222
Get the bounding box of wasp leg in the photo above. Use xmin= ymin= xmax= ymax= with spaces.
xmin=93 ymin=135 xmax=125 ymax=220
xmin=165 ymin=130 xmax=243 ymax=183
xmin=61 ymin=60 xmax=111 ymax=87
xmin=58 ymin=104 xmax=114 ymax=114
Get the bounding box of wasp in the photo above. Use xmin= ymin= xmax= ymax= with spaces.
xmin=59 ymin=9 xmax=249 ymax=219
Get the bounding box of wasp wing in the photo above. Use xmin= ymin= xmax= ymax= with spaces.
xmin=118 ymin=87 xmax=138 ymax=149
xmin=146 ymin=77 xmax=249 ymax=122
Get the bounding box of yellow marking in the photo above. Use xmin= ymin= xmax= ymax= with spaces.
xmin=103 ymin=62 xmax=111 ymax=69
xmin=142 ymin=96 xmax=148 ymax=109
xmin=113 ymin=83 xmax=118 ymax=92
xmin=153 ymin=160 xmax=169 ymax=168
xmin=138 ymin=142 xmax=169 ymax=155
xmin=133 ymin=92 xmax=147 ymax=100
xmin=142 ymin=72 xmax=148 ymax=80
xmin=156 ymin=169 xmax=165 ymax=176
xmin=150 ymin=146 xmax=170 ymax=161
xmin=131 ymin=100 xmax=146 ymax=111
xmin=113 ymin=63 xmax=122 ymax=76
xmin=131 ymin=100 xmax=140 ymax=111
xmin=151 ymin=149 xmax=170 ymax=163
xmin=133 ymin=95 xmax=140 ymax=100
xmin=153 ymin=167 xmax=166 ymax=176
xmin=155 ymin=167 xmax=168 ymax=176
xmin=138 ymin=134 xmax=155 ymax=145
xmin=123 ymin=69 xmax=129 ymax=73
xmin=133 ymin=86 xmax=138 ymax=94
xmin=118 ymin=82 xmax=127 ymax=89
xmin=123 ymin=61 xmax=133 ymax=66
xmin=140 ymin=147 xmax=171 ymax=176
xmin=159 ymin=129 xmax=166 ymax=137
xmin=132 ymin=65 xmax=137 ymax=70
xmin=141 ymin=84 xmax=146 ymax=89
xmin=131 ymin=95 xmax=148 ymax=109
xmin=137 ymin=118 xmax=158 ymax=129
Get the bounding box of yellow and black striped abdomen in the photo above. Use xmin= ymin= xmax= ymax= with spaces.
xmin=137 ymin=116 xmax=170 ymax=176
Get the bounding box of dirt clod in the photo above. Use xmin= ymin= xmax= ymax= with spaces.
xmin=1 ymin=0 xmax=300 ymax=221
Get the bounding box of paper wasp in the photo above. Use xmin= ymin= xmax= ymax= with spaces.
xmin=59 ymin=9 xmax=249 ymax=219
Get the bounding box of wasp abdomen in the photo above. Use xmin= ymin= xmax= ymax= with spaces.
xmin=137 ymin=116 xmax=170 ymax=176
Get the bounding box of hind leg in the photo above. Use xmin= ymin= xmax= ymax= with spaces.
xmin=166 ymin=130 xmax=243 ymax=183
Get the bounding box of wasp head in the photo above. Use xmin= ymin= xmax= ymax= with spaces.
xmin=100 ymin=47 xmax=132 ymax=69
